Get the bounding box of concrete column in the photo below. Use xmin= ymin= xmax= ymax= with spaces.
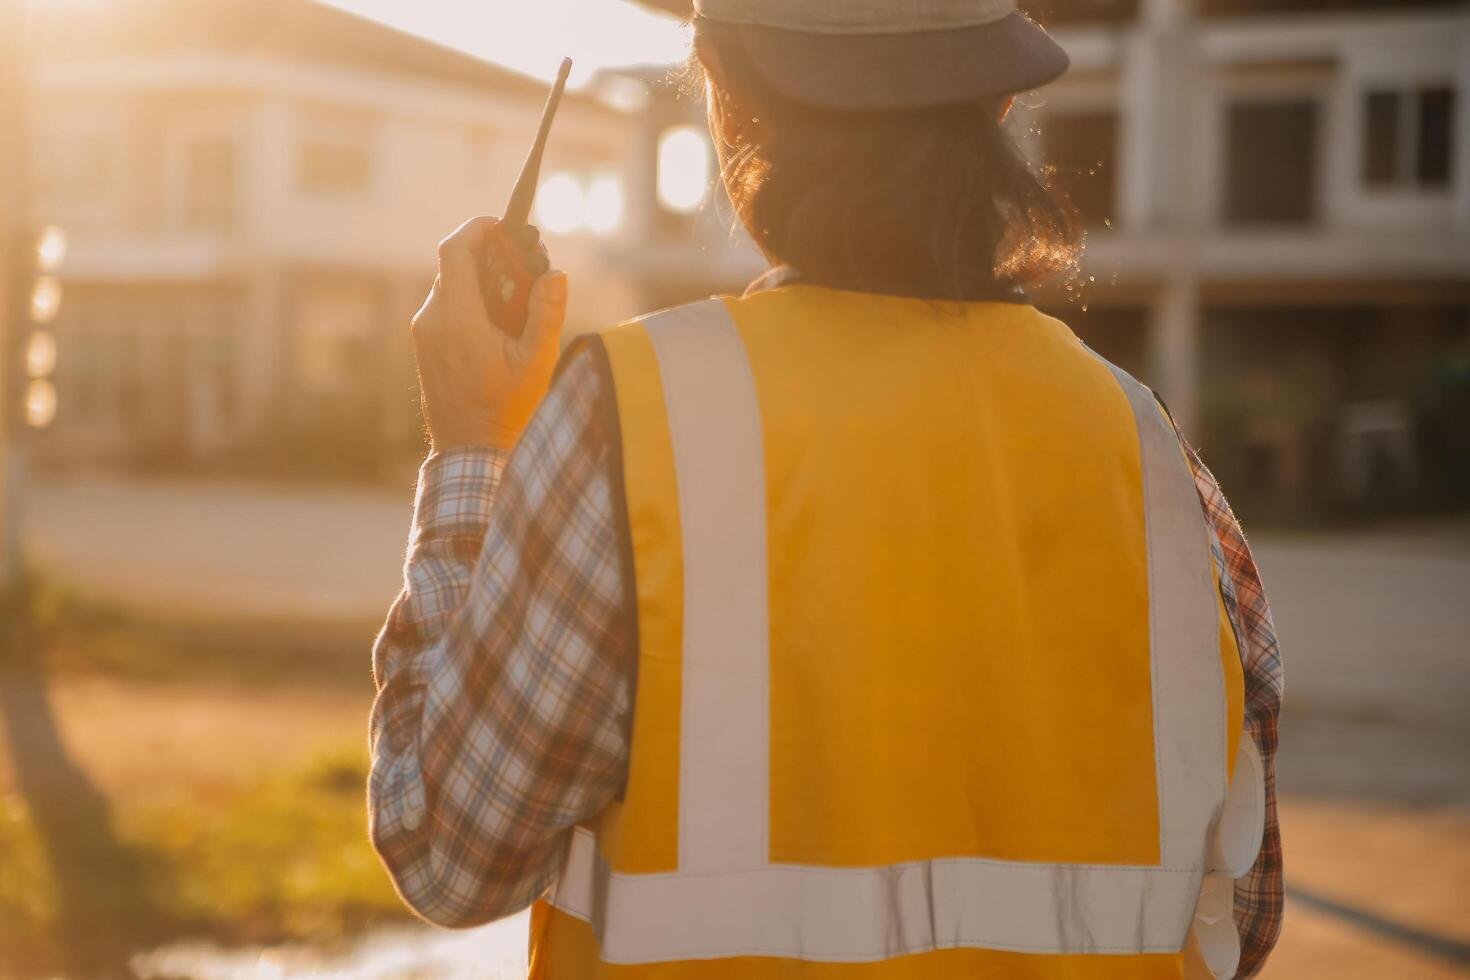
xmin=1149 ymin=277 xmax=1201 ymax=437
xmin=237 ymin=262 xmax=287 ymax=445
xmin=1117 ymin=32 xmax=1161 ymax=233
xmin=1119 ymin=0 xmax=1186 ymax=234
xmin=246 ymin=97 xmax=294 ymax=251
xmin=1135 ymin=0 xmax=1204 ymax=437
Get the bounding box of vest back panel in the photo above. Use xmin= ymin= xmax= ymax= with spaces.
xmin=534 ymin=286 xmax=1248 ymax=978
xmin=733 ymin=287 xmax=1159 ymax=867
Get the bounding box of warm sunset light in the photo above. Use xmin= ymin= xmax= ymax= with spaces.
xmin=36 ymin=225 xmax=67 ymax=273
xmin=29 ymin=276 xmax=61 ymax=324
xmin=317 ymin=0 xmax=688 ymax=86
xmin=25 ymin=378 xmax=57 ymax=428
xmin=535 ymin=171 xmax=586 ymax=235
xmin=657 ymin=125 xmax=711 ymax=214
xmin=3 ymin=0 xmax=1464 ymax=977
xmin=584 ymin=172 xmax=626 ymax=238
xmin=26 ymin=330 xmax=57 ymax=378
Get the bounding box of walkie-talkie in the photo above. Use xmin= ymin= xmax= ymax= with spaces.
xmin=479 ymin=57 xmax=572 ymax=337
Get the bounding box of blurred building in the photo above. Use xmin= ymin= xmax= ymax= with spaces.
xmin=1021 ymin=0 xmax=1470 ymax=516
xmin=32 ymin=0 xmax=1470 ymax=518
xmin=635 ymin=0 xmax=1470 ymax=518
xmin=28 ymin=0 xmax=714 ymax=472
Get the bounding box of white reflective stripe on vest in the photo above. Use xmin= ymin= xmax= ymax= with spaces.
xmin=1097 ymin=360 xmax=1229 ymax=868
xmin=644 ymin=300 xmax=772 ymax=875
xmin=551 ymin=300 xmax=1232 ymax=964
xmin=556 ymin=827 xmax=1210 ymax=962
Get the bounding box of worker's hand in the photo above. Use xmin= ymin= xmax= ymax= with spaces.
xmin=411 ymin=216 xmax=568 ymax=452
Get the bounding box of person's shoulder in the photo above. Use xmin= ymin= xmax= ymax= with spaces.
xmin=554 ymin=296 xmax=738 ymax=406
xmin=609 ymin=296 xmax=737 ymax=340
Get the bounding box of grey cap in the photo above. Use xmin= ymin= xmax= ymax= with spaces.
xmin=694 ymin=0 xmax=1069 ymax=110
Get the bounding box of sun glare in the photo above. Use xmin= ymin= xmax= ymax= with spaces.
xmin=657 ymin=126 xmax=711 ymax=215
xmin=26 ymin=331 xmax=57 ymax=379
xmin=25 ymin=379 xmax=57 ymax=429
xmin=584 ymin=172 xmax=625 ymax=237
xmin=317 ymin=0 xmax=690 ymax=86
xmin=536 ymin=172 xmax=587 ymax=236
xmin=30 ymin=276 xmax=62 ymax=324
xmin=36 ymin=225 xmax=67 ymax=273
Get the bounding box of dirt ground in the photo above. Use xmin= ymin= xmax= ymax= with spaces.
xmin=0 ymin=674 xmax=370 ymax=806
xmin=1266 ymin=800 xmax=1470 ymax=978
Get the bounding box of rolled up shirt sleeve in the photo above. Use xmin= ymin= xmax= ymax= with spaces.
xmin=367 ymin=346 xmax=635 ymax=928
xmin=1186 ymin=444 xmax=1285 ymax=979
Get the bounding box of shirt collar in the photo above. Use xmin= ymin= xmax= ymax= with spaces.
xmin=742 ymin=264 xmax=1030 ymax=305
xmin=743 ymin=265 xmax=800 ymax=297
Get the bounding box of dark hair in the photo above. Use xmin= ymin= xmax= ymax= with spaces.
xmin=690 ymin=16 xmax=1081 ymax=301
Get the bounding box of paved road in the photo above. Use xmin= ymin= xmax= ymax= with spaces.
xmin=1251 ymin=523 xmax=1470 ymax=806
xmin=26 ymin=474 xmax=412 ymax=620
xmin=25 ymin=474 xmax=1470 ymax=977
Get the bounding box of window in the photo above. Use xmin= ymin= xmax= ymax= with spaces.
xmin=294 ymin=283 xmax=379 ymax=396
xmin=296 ymin=107 xmax=376 ymax=196
xmin=1224 ymin=100 xmax=1320 ymax=226
xmin=1417 ymin=88 xmax=1455 ymax=187
xmin=37 ymin=129 xmax=113 ymax=207
xmin=1045 ymin=111 xmax=1118 ymax=229
xmin=298 ymin=141 xmax=372 ymax=195
xmin=1361 ymin=86 xmax=1457 ymax=191
xmin=183 ymin=137 xmax=237 ymax=231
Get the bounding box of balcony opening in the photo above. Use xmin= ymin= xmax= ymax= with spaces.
xmin=1223 ymin=99 xmax=1320 ymax=226
xmin=296 ymin=107 xmax=376 ymax=198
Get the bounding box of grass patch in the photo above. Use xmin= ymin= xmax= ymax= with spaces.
xmin=0 ymin=744 xmax=412 ymax=977
xmin=0 ymin=576 xmax=408 ymax=977
xmin=133 ymin=745 xmax=408 ymax=942
xmin=0 ymin=791 xmax=62 ymax=961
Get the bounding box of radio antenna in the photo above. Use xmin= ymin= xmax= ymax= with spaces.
xmin=503 ymin=57 xmax=573 ymax=229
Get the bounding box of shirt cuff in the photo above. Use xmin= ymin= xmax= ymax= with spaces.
xmin=370 ymin=745 xmax=429 ymax=839
xmin=410 ymin=447 xmax=511 ymax=549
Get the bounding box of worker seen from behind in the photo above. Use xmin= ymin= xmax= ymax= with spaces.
xmin=366 ymin=1 xmax=1285 ymax=977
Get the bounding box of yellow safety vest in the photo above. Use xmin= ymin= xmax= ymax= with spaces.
xmin=530 ymin=286 xmax=1265 ymax=980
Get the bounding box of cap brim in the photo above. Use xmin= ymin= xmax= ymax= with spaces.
xmin=733 ymin=12 xmax=1069 ymax=111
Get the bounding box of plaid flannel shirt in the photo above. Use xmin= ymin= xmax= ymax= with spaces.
xmin=369 ymin=322 xmax=1284 ymax=977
